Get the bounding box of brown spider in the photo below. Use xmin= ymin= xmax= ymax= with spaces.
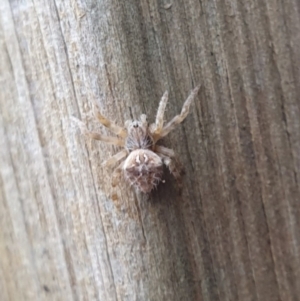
xmin=75 ymin=86 xmax=200 ymax=193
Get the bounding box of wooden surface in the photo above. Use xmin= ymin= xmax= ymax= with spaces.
xmin=1 ymin=0 xmax=300 ymax=300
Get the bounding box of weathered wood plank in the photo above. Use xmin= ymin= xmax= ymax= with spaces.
xmin=1 ymin=0 xmax=300 ymax=300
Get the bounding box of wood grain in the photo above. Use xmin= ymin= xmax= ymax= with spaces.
xmin=1 ymin=0 xmax=300 ymax=300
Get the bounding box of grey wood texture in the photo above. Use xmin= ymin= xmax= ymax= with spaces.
xmin=1 ymin=0 xmax=300 ymax=300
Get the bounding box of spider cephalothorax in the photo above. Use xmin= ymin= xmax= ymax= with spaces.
xmin=125 ymin=115 xmax=154 ymax=152
xmin=76 ymin=86 xmax=200 ymax=193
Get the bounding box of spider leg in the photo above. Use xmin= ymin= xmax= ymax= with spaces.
xmin=157 ymin=153 xmax=183 ymax=189
xmin=150 ymin=91 xmax=169 ymax=141
xmin=102 ymin=149 xmax=128 ymax=168
xmin=73 ymin=117 xmax=124 ymax=146
xmin=155 ymin=145 xmax=184 ymax=187
xmin=155 ymin=145 xmax=176 ymax=158
xmin=87 ymin=132 xmax=124 ymax=146
xmin=94 ymin=106 xmax=127 ymax=138
xmin=159 ymin=85 xmax=200 ymax=139
xmin=112 ymin=161 xmax=125 ymax=187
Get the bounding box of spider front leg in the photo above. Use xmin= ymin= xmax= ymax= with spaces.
xmin=150 ymin=91 xmax=169 ymax=142
xmin=94 ymin=105 xmax=127 ymax=138
xmin=160 ymin=85 xmax=200 ymax=138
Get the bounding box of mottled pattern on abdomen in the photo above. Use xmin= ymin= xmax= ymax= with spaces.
xmin=123 ymin=149 xmax=164 ymax=193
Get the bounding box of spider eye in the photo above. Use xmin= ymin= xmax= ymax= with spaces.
xmin=133 ymin=123 xmax=139 ymax=128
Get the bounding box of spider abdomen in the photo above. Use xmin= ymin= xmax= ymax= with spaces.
xmin=123 ymin=149 xmax=164 ymax=193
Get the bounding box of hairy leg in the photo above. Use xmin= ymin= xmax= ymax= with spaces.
xmin=102 ymin=149 xmax=128 ymax=168
xmin=86 ymin=132 xmax=124 ymax=146
xmin=160 ymin=85 xmax=200 ymax=138
xmin=158 ymin=153 xmax=183 ymax=189
xmin=94 ymin=106 xmax=127 ymax=138
xmin=150 ymin=91 xmax=169 ymax=141
xmin=72 ymin=117 xmax=124 ymax=146
xmin=112 ymin=161 xmax=125 ymax=187
xmin=155 ymin=145 xmax=176 ymax=158
xmin=155 ymin=145 xmax=184 ymax=187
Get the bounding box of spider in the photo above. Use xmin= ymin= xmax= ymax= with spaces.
xmin=76 ymin=86 xmax=200 ymax=194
